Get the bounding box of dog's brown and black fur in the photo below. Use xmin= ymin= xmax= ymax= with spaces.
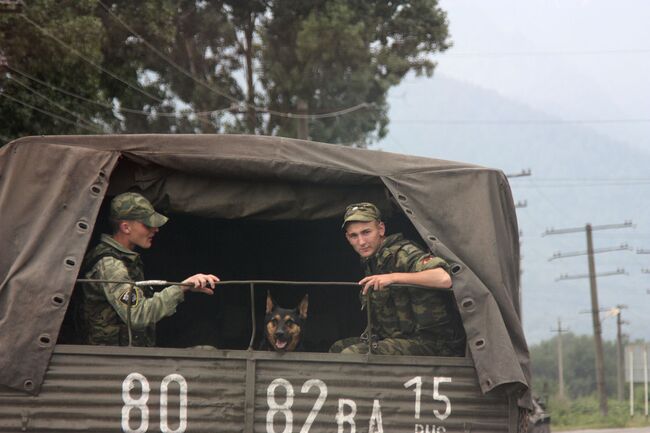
xmin=259 ymin=292 xmax=308 ymax=352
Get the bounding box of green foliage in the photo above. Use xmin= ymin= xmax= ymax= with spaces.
xmin=262 ymin=0 xmax=450 ymax=145
xmin=0 ymin=0 xmax=450 ymax=145
xmin=550 ymin=395 xmax=625 ymax=429
xmin=531 ymin=333 xmax=620 ymax=399
xmin=548 ymin=394 xmax=650 ymax=431
xmin=0 ymin=0 xmax=107 ymax=137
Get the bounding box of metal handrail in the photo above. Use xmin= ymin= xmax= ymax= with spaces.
xmin=76 ymin=279 xmax=449 ymax=349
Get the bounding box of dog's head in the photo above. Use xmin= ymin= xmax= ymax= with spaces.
xmin=264 ymin=292 xmax=308 ymax=352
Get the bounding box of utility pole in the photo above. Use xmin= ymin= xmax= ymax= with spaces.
xmin=544 ymin=221 xmax=633 ymax=417
xmin=551 ymin=318 xmax=569 ymax=399
xmin=612 ymin=305 xmax=629 ymax=401
xmin=507 ymin=170 xmax=531 ymax=323
xmin=593 ymin=305 xmax=629 ymax=401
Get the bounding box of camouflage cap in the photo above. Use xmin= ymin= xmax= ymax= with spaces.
xmin=110 ymin=192 xmax=168 ymax=227
xmin=342 ymin=202 xmax=381 ymax=228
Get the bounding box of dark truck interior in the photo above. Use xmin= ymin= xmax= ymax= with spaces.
xmin=63 ymin=157 xmax=462 ymax=353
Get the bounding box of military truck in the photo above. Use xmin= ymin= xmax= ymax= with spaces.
xmin=0 ymin=134 xmax=531 ymax=432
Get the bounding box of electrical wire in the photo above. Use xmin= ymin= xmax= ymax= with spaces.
xmin=21 ymin=14 xmax=164 ymax=104
xmin=391 ymin=118 xmax=650 ymax=125
xmin=96 ymin=0 xmax=372 ymax=120
xmin=438 ymin=48 xmax=650 ymax=58
xmin=513 ymin=181 xmax=650 ymax=188
xmin=7 ymin=76 xmax=102 ymax=131
xmin=0 ymin=92 xmax=101 ymax=132
xmin=7 ymin=66 xmax=233 ymax=119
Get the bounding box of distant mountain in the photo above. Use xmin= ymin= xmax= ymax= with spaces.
xmin=381 ymin=74 xmax=650 ymax=345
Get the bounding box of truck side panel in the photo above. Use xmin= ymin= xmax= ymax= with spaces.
xmin=0 ymin=346 xmax=515 ymax=433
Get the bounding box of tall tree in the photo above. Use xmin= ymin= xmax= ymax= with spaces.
xmin=531 ymin=333 xmax=619 ymax=399
xmin=0 ymin=0 xmax=450 ymax=145
xmin=0 ymin=0 xmax=108 ymax=139
xmin=261 ymin=0 xmax=450 ymax=145
xmin=96 ymin=0 xmax=243 ymax=133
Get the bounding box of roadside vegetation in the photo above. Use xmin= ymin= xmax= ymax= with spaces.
xmin=531 ymin=334 xmax=650 ymax=430
xmin=550 ymin=394 xmax=650 ymax=431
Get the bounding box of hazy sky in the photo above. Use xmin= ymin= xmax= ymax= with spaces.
xmin=381 ymin=0 xmax=650 ymax=345
xmin=428 ymin=0 xmax=650 ymax=152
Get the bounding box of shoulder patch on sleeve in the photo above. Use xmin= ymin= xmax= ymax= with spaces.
xmin=118 ymin=288 xmax=140 ymax=307
xmin=420 ymin=256 xmax=433 ymax=264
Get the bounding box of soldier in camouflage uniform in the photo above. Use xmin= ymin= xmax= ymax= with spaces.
xmin=329 ymin=202 xmax=466 ymax=356
xmin=79 ymin=192 xmax=219 ymax=346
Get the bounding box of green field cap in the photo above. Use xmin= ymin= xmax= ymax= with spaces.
xmin=110 ymin=192 xmax=168 ymax=227
xmin=342 ymin=202 xmax=381 ymax=228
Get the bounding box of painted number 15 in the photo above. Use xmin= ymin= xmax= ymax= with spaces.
xmin=403 ymin=376 xmax=452 ymax=421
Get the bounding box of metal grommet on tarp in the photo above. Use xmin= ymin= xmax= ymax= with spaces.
xmin=76 ymin=219 xmax=90 ymax=233
xmin=460 ymin=297 xmax=476 ymax=312
xmin=23 ymin=379 xmax=34 ymax=392
xmin=473 ymin=338 xmax=487 ymax=350
xmin=450 ymin=263 xmax=462 ymax=275
xmin=51 ymin=294 xmax=65 ymax=307
xmin=63 ymin=257 xmax=76 ymax=269
xmin=37 ymin=334 xmax=52 ymax=348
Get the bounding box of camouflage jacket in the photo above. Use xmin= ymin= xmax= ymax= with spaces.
xmin=80 ymin=234 xmax=184 ymax=346
xmin=361 ymin=233 xmax=454 ymax=340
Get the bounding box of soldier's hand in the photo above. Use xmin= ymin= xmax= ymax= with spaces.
xmin=182 ymin=273 xmax=219 ymax=294
xmin=359 ymin=274 xmax=395 ymax=295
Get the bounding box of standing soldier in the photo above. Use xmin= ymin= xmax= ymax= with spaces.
xmin=79 ymin=192 xmax=219 ymax=346
xmin=330 ymin=202 xmax=465 ymax=356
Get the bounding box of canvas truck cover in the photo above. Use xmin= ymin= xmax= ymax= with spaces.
xmin=0 ymin=134 xmax=530 ymax=407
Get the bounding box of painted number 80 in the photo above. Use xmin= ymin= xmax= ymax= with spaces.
xmin=121 ymin=372 xmax=188 ymax=433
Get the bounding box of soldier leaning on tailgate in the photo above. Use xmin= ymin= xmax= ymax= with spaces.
xmin=329 ymin=202 xmax=466 ymax=356
xmin=76 ymin=192 xmax=219 ymax=347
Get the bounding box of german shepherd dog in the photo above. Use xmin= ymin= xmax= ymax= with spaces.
xmin=260 ymin=292 xmax=308 ymax=352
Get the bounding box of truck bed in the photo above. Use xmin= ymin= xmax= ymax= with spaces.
xmin=0 ymin=345 xmax=517 ymax=433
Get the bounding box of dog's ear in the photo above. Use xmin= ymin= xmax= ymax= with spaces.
xmin=298 ymin=294 xmax=308 ymax=320
xmin=266 ymin=291 xmax=274 ymax=314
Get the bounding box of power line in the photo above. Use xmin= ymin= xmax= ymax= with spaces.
xmin=549 ymin=244 xmax=632 ymax=261
xmin=438 ymin=48 xmax=650 ymax=58
xmin=96 ymin=0 xmax=372 ymax=120
xmin=514 ymin=181 xmax=650 ymax=189
xmin=391 ymin=118 xmax=650 ymax=125
xmin=0 ymin=92 xmax=101 ymax=132
xmin=556 ymin=268 xmax=628 ymax=281
xmin=6 ymin=66 xmax=231 ymax=119
xmin=7 ymin=75 xmax=102 ymax=131
xmin=528 ymin=177 xmax=650 ymax=181
xmin=21 ymin=14 xmax=164 ymax=103
xmin=544 ymin=222 xmax=634 ymax=236
xmin=95 ymin=0 xmax=234 ymax=102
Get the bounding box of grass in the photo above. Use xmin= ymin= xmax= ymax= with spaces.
xmin=549 ymin=394 xmax=650 ymax=431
